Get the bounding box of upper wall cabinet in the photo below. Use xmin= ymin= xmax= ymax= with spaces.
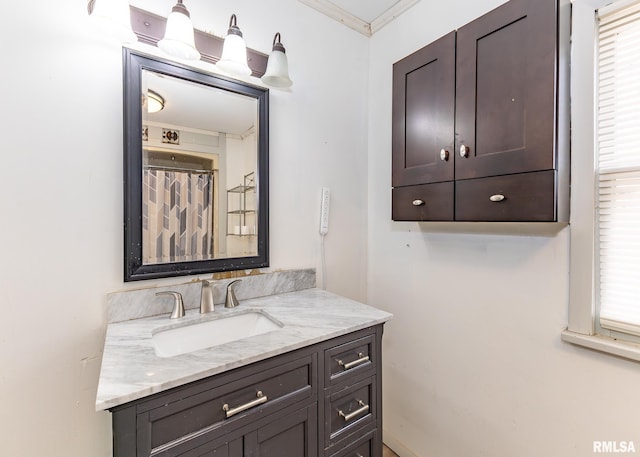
xmin=392 ymin=0 xmax=570 ymax=223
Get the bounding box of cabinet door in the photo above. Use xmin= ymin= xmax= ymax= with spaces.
xmin=392 ymin=31 xmax=455 ymax=187
xmin=175 ymin=438 xmax=243 ymax=457
xmin=243 ymin=404 xmax=318 ymax=457
xmin=455 ymin=0 xmax=557 ymax=180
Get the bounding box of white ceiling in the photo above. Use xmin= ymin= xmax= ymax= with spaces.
xmin=143 ymin=70 xmax=257 ymax=137
xmin=298 ymin=0 xmax=421 ymax=36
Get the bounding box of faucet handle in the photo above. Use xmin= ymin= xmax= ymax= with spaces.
xmin=225 ymin=280 xmax=242 ymax=308
xmin=156 ymin=291 xmax=185 ymax=319
xmin=200 ymin=279 xmax=216 ymax=314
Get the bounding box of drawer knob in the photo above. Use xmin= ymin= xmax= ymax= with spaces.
xmin=440 ymin=149 xmax=449 ymax=161
xmin=222 ymin=390 xmax=268 ymax=418
xmin=460 ymin=144 xmax=470 ymax=158
xmin=338 ymin=353 xmax=370 ymax=370
xmin=338 ymin=400 xmax=370 ymax=422
xmin=412 ymin=199 xmax=425 ymax=207
xmin=489 ymin=194 xmax=506 ymax=202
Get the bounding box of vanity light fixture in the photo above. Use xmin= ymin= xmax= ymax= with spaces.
xmin=126 ymin=7 xmax=292 ymax=84
xmin=87 ymin=0 xmax=137 ymax=43
xmin=158 ymin=0 xmax=201 ymax=61
xmin=146 ymin=90 xmax=165 ymax=114
xmin=216 ymin=14 xmax=252 ymax=77
xmin=261 ymin=33 xmax=293 ymax=88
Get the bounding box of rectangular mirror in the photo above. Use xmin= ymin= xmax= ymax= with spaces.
xmin=123 ymin=50 xmax=269 ymax=281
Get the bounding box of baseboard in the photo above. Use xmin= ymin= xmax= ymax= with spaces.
xmin=383 ymin=429 xmax=418 ymax=457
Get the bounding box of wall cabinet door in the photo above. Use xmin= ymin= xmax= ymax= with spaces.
xmin=455 ymin=0 xmax=557 ymax=180
xmin=392 ymin=31 xmax=455 ymax=187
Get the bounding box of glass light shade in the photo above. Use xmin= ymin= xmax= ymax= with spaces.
xmin=89 ymin=0 xmax=137 ymax=43
xmin=262 ymin=50 xmax=292 ymax=88
xmin=215 ymin=16 xmax=252 ymax=77
xmin=158 ymin=3 xmax=200 ymax=61
xmin=146 ymin=91 xmax=165 ymax=113
xmin=217 ymin=34 xmax=252 ymax=76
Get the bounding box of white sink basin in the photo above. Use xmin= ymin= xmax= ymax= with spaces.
xmin=152 ymin=311 xmax=283 ymax=358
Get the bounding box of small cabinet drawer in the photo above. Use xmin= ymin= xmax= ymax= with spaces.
xmin=325 ymin=377 xmax=376 ymax=448
xmin=327 ymin=429 xmax=377 ymax=457
xmin=392 ymin=182 xmax=454 ymax=221
xmin=455 ymin=170 xmax=557 ymax=222
xmin=325 ymin=334 xmax=376 ymax=387
xmin=137 ymin=354 xmax=316 ymax=453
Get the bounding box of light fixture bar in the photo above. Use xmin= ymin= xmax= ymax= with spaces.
xmin=129 ymin=6 xmax=268 ymax=77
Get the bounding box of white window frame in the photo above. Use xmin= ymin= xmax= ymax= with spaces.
xmin=562 ymin=0 xmax=640 ymax=361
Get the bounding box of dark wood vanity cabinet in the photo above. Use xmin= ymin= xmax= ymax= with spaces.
xmin=110 ymin=326 xmax=384 ymax=457
xmin=392 ymin=0 xmax=569 ymax=222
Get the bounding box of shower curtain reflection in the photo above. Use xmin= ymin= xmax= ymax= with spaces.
xmin=142 ymin=168 xmax=214 ymax=264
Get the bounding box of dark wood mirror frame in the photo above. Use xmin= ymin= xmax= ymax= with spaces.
xmin=123 ymin=49 xmax=269 ymax=281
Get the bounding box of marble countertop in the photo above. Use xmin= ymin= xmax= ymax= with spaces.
xmin=96 ymin=288 xmax=392 ymax=411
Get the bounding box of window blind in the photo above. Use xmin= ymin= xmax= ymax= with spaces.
xmin=597 ymin=1 xmax=640 ymax=336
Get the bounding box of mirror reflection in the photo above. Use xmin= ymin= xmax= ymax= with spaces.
xmin=141 ymin=70 xmax=258 ymax=264
xmin=123 ymin=50 xmax=269 ymax=281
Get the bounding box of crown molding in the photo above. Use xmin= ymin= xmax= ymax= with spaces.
xmin=371 ymin=0 xmax=421 ymax=34
xmin=298 ymin=0 xmax=420 ymax=37
xmin=298 ymin=0 xmax=371 ymax=36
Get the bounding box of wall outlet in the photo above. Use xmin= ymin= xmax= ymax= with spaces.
xmin=320 ymin=187 xmax=330 ymax=235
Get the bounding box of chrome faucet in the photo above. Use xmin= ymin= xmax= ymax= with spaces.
xmin=225 ymin=280 xmax=242 ymax=308
xmin=156 ymin=291 xmax=185 ymax=319
xmin=200 ymin=279 xmax=215 ymax=314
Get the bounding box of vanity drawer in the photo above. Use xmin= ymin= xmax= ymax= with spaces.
xmin=325 ymin=333 xmax=376 ymax=387
xmin=137 ymin=353 xmax=317 ymax=452
xmin=325 ymin=376 xmax=377 ymax=448
xmin=327 ymin=429 xmax=377 ymax=457
xmin=455 ymin=170 xmax=557 ymax=221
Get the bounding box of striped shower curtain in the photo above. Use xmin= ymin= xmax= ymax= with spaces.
xmin=142 ymin=169 xmax=214 ymax=264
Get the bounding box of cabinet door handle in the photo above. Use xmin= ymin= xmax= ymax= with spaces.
xmin=460 ymin=144 xmax=470 ymax=158
xmin=222 ymin=390 xmax=268 ymax=418
xmin=489 ymin=194 xmax=506 ymax=202
xmin=440 ymin=149 xmax=450 ymax=161
xmin=338 ymin=353 xmax=370 ymax=370
xmin=338 ymin=400 xmax=370 ymax=422
xmin=412 ymin=199 xmax=425 ymax=207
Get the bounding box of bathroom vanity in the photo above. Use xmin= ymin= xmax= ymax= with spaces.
xmin=97 ymin=287 xmax=392 ymax=457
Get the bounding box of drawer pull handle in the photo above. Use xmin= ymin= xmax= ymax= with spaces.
xmin=489 ymin=194 xmax=505 ymax=202
xmin=223 ymin=390 xmax=268 ymax=418
xmin=338 ymin=400 xmax=370 ymax=422
xmin=338 ymin=353 xmax=370 ymax=370
xmin=412 ymin=199 xmax=425 ymax=207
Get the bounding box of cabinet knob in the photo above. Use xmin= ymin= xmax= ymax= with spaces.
xmin=412 ymin=199 xmax=425 ymax=207
xmin=489 ymin=194 xmax=505 ymax=202
xmin=440 ymin=149 xmax=450 ymax=161
xmin=459 ymin=144 xmax=470 ymax=158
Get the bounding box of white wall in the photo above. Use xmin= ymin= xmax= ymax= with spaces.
xmin=4 ymin=1 xmax=639 ymax=456
xmin=368 ymin=1 xmax=640 ymax=456
xmin=0 ymin=1 xmax=368 ymax=456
